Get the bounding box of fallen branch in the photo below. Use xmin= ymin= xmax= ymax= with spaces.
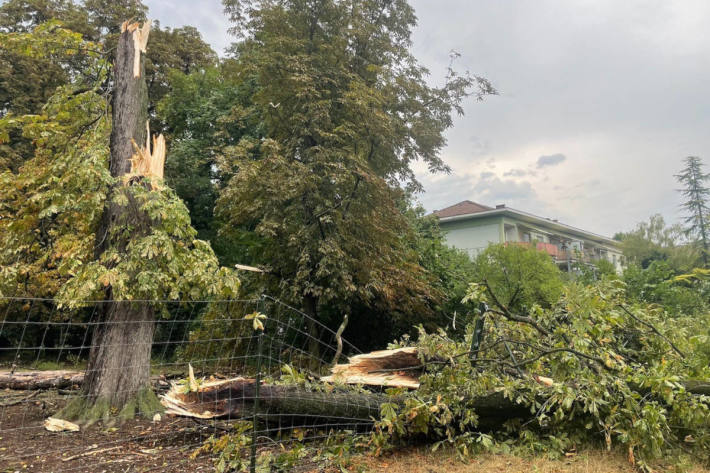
xmin=0 ymin=370 xmax=84 ymax=390
xmin=616 ymin=303 xmax=686 ymax=357
xmin=0 ymin=390 xmax=39 ymax=406
xmin=62 ymin=446 xmax=122 ymax=462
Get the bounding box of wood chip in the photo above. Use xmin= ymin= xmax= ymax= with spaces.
xmin=44 ymin=417 xmax=80 ymax=432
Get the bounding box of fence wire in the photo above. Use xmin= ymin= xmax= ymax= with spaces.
xmin=0 ymin=295 xmax=374 ymax=472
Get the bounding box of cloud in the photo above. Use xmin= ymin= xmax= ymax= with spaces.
xmin=536 ymin=153 xmax=567 ymax=169
xmin=419 ymin=171 xmax=548 ymax=216
xmin=141 ymin=0 xmax=710 ymax=236
xmin=472 ymin=173 xmax=543 ymax=209
xmin=503 ymin=168 xmax=529 ymax=177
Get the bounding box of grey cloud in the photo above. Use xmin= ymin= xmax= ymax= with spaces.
xmin=471 ymin=176 xmax=540 ymax=207
xmin=141 ymin=0 xmax=710 ymax=236
xmin=420 ymin=171 xmax=547 ymax=216
xmin=536 ymin=153 xmax=567 ymax=169
xmin=503 ymin=168 xmax=529 ymax=177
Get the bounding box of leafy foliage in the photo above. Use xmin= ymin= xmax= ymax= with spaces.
xmin=622 ymin=261 xmax=709 ymax=317
xmin=0 ymin=22 xmax=110 ymax=298
xmin=0 ymin=0 xmax=216 ymax=169
xmin=473 ymin=243 xmax=564 ymax=312
xmin=216 ymin=0 xmax=494 ymax=333
xmin=372 ymin=281 xmax=710 ymax=471
xmin=615 ymin=214 xmax=699 ymax=271
xmin=156 ymin=65 xmax=260 ymax=243
xmin=0 ymin=21 xmax=239 ymax=306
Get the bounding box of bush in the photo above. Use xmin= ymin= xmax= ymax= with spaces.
xmin=473 ymin=243 xmax=564 ymax=311
xmin=623 ymin=261 xmax=708 ymax=316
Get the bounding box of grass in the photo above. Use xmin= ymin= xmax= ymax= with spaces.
xmin=351 ymin=447 xmax=710 ymax=473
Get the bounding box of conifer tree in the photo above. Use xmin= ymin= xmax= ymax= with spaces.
xmin=676 ymin=156 xmax=710 ymax=267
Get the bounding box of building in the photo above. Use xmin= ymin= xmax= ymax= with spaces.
xmin=433 ymin=200 xmax=624 ymax=272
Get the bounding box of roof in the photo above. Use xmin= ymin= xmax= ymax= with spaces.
xmin=434 ymin=201 xmax=620 ymax=248
xmin=433 ymin=200 xmax=492 ymax=218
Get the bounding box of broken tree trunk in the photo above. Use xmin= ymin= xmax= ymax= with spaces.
xmin=160 ymin=377 xmax=531 ymax=428
xmin=159 ymin=348 xmax=710 ymax=429
xmin=161 ymin=378 xmax=388 ymax=421
xmin=0 ymin=370 xmax=84 ymax=390
xmin=77 ymin=20 xmax=164 ymax=418
xmin=322 ymin=347 xmax=422 ymax=389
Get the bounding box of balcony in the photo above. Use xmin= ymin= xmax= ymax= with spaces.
xmin=513 ymin=242 xmax=565 ymax=259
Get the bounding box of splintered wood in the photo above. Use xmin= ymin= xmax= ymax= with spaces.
xmin=120 ymin=20 xmax=151 ymax=78
xmin=125 ymin=121 xmax=166 ymax=189
xmin=161 ymin=377 xmax=254 ymax=419
xmin=322 ymin=347 xmax=422 ymax=389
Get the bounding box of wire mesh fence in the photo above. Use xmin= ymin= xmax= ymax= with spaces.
xmin=0 ymin=295 xmax=374 ymax=472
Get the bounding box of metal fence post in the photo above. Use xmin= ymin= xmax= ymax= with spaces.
xmin=250 ymin=296 xmax=265 ymax=473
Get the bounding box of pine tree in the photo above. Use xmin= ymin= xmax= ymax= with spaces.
xmin=676 ymin=156 xmax=710 ymax=267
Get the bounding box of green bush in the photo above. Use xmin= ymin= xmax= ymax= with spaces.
xmin=623 ymin=261 xmax=708 ymax=316
xmin=473 ymin=243 xmax=564 ymax=311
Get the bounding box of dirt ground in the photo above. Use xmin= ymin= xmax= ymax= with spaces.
xmin=1 ymin=389 xmax=217 ymax=473
xmin=4 ymin=389 xmax=710 ymax=473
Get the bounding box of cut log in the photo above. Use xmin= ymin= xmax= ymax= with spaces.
xmin=322 ymin=347 xmax=422 ymax=389
xmin=0 ymin=370 xmax=84 ymax=390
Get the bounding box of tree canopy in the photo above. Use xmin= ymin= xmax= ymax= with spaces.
xmin=215 ymin=0 xmax=494 ymax=329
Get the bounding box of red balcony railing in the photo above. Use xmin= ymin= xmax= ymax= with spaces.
xmin=513 ymin=242 xmax=566 ymax=260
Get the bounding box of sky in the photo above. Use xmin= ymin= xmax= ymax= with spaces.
xmin=144 ymin=0 xmax=710 ymax=237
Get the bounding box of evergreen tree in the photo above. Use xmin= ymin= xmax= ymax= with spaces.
xmin=676 ymin=156 xmax=710 ymax=267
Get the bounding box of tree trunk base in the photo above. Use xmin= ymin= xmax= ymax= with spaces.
xmin=57 ymin=385 xmax=163 ymax=426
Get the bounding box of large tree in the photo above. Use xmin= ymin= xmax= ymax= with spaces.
xmin=676 ymin=156 xmax=710 ymax=267
xmin=216 ymin=0 xmax=493 ymax=342
xmin=0 ymin=20 xmax=239 ymax=421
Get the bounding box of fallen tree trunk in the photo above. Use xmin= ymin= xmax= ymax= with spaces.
xmin=0 ymin=370 xmax=84 ymax=390
xmin=160 ymin=377 xmax=531 ymax=428
xmin=0 ymin=370 xmax=173 ymax=391
xmin=162 ymin=378 xmax=388 ymax=421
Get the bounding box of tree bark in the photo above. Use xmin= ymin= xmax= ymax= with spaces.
xmin=83 ymin=21 xmax=154 ymax=412
xmin=162 ymin=377 xmax=710 ymax=430
xmin=161 ymin=378 xmax=530 ymax=428
xmin=83 ymin=302 xmax=155 ymax=408
xmin=303 ymin=295 xmax=321 ymax=367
